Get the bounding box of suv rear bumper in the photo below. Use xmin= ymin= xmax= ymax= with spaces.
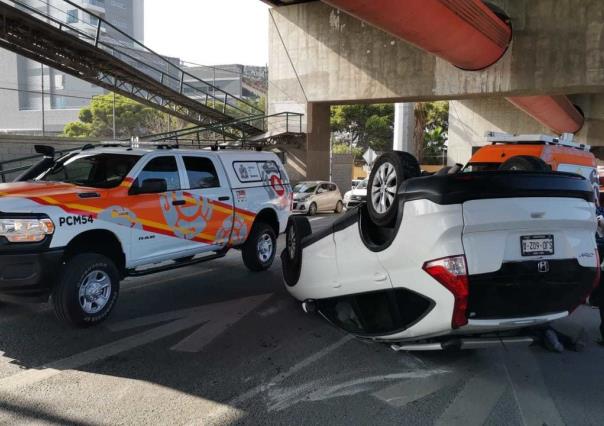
xmin=0 ymin=249 xmax=63 ymax=302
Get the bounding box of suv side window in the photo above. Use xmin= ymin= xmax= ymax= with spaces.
xmin=184 ymin=156 xmax=220 ymax=189
xmin=136 ymin=156 xmax=181 ymax=191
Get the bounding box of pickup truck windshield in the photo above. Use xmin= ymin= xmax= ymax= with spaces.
xmin=37 ymin=153 xmax=141 ymax=188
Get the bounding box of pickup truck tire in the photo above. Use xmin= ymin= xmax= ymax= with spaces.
xmin=242 ymin=222 xmax=277 ymax=271
xmin=52 ymin=253 xmax=120 ymax=327
xmin=498 ymin=155 xmax=550 ymax=172
xmin=368 ymin=151 xmax=420 ymax=227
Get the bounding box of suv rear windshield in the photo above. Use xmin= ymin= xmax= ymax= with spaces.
xmin=37 ymin=153 xmax=140 ymax=188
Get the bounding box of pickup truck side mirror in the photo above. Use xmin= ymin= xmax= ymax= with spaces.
xmin=131 ymin=178 xmax=167 ymax=195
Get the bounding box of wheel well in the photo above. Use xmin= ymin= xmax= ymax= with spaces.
xmin=64 ymin=230 xmax=126 ymax=275
xmin=254 ymin=208 xmax=279 ymax=235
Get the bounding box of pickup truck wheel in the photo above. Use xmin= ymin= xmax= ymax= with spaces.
xmin=242 ymin=222 xmax=277 ymax=271
xmin=368 ymin=151 xmax=420 ymax=227
xmin=52 ymin=253 xmax=120 ymax=327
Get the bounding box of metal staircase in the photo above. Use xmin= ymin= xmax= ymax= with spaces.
xmin=0 ymin=0 xmax=266 ymax=139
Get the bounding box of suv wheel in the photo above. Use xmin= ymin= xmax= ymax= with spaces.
xmin=281 ymin=216 xmax=312 ymax=287
xmin=498 ymin=155 xmax=550 ymax=172
xmin=242 ymin=222 xmax=277 ymax=271
xmin=52 ymin=253 xmax=120 ymax=327
xmin=367 ymin=151 xmax=420 ymax=226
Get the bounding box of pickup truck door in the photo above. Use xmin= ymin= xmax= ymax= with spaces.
xmin=129 ymin=155 xmax=191 ymax=264
xmin=179 ymin=154 xmax=234 ymax=251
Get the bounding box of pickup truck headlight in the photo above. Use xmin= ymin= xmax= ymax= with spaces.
xmin=0 ymin=218 xmax=55 ymax=243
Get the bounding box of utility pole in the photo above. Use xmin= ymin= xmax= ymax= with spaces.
xmin=112 ymin=91 xmax=116 ymax=139
xmin=40 ymin=63 xmax=45 ymax=136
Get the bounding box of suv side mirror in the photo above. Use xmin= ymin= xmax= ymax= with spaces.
xmin=131 ymin=178 xmax=167 ymax=195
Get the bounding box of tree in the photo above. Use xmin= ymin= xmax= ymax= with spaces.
xmin=331 ymin=104 xmax=394 ymax=153
xmin=63 ymin=93 xmax=189 ymax=138
xmin=414 ymin=101 xmax=449 ymax=164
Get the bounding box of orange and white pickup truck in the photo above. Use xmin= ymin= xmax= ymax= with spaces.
xmin=0 ymin=145 xmax=291 ymax=326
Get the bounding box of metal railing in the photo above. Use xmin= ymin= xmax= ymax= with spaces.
xmin=139 ymin=112 xmax=304 ymax=144
xmin=0 ymin=146 xmax=83 ymax=182
xmin=1 ymin=0 xmax=265 ymax=131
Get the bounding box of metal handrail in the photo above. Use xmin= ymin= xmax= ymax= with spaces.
xmin=5 ymin=0 xmax=264 ymax=125
xmin=140 ymin=112 xmax=305 ymax=142
xmin=0 ymin=146 xmax=84 ymax=182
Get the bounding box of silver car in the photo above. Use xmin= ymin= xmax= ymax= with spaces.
xmin=292 ymin=181 xmax=343 ymax=215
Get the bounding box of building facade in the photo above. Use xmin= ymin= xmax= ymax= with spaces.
xmin=0 ymin=0 xmax=144 ymax=135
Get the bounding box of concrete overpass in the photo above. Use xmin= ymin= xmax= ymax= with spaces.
xmin=262 ymin=0 xmax=604 ymax=180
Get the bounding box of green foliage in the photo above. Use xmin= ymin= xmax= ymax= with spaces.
xmin=63 ymin=121 xmax=93 ymax=138
xmin=415 ymin=101 xmax=449 ymax=164
xmin=331 ymin=104 xmax=394 ymax=153
xmin=63 ymin=93 xmax=189 ymax=138
xmin=332 ymin=142 xmax=364 ymax=159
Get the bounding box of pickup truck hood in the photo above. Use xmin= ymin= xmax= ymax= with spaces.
xmin=0 ymin=181 xmax=97 ymax=199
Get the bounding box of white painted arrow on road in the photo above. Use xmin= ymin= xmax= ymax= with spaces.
xmin=108 ymin=293 xmax=272 ymax=353
xmin=0 ymin=294 xmax=272 ymax=390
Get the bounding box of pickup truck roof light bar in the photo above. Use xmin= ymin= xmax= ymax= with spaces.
xmin=485 ymin=131 xmax=591 ymax=152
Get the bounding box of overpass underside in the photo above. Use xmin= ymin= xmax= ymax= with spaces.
xmin=267 ymin=0 xmax=604 ymax=179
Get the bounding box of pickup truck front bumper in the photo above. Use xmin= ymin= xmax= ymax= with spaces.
xmin=0 ymin=249 xmax=63 ymax=302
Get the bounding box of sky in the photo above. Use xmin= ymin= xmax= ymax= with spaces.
xmin=144 ymin=0 xmax=270 ymax=67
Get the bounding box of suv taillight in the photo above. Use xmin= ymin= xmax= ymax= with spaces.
xmin=423 ymin=255 xmax=469 ymax=329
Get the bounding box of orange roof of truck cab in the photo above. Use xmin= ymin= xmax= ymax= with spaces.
xmin=470 ymin=143 xmax=596 ymax=170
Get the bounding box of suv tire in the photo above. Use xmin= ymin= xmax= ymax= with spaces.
xmin=282 ymin=216 xmax=312 ymax=286
xmin=367 ymin=151 xmax=420 ymax=227
xmin=498 ymin=155 xmax=550 ymax=172
xmin=52 ymin=253 xmax=120 ymax=327
xmin=242 ymin=222 xmax=277 ymax=271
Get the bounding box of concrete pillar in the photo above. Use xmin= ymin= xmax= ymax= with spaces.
xmin=393 ymin=102 xmax=415 ymax=154
xmin=306 ymin=102 xmax=331 ymax=181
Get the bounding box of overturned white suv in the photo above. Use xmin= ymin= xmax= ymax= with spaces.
xmin=282 ymin=151 xmax=599 ymax=350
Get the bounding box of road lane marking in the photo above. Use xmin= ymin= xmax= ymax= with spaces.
xmin=170 ymin=295 xmax=270 ymax=352
xmin=502 ymin=347 xmax=564 ymax=426
xmin=435 ymin=355 xmax=506 ymax=426
xmin=307 ymin=217 xmax=327 ymax=222
xmin=0 ymin=294 xmax=271 ymax=390
xmin=197 ymin=334 xmax=354 ymax=425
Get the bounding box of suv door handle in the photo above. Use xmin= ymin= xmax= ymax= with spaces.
xmin=218 ymin=196 xmax=230 ymax=201
xmin=172 ymin=199 xmax=186 ymax=206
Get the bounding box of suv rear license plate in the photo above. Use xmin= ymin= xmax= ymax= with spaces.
xmin=521 ymin=235 xmax=554 ymax=256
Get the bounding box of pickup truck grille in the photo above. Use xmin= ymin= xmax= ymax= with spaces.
xmin=467 ymin=259 xmax=596 ymax=319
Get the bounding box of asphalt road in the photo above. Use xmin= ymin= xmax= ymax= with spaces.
xmin=0 ymin=212 xmax=603 ymax=425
